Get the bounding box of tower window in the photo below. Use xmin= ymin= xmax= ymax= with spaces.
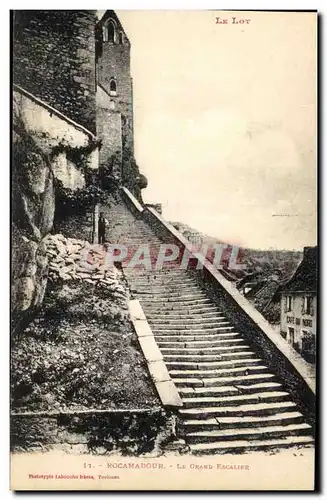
xmin=109 ymin=78 xmax=117 ymax=96
xmin=108 ymin=20 xmax=116 ymax=43
xmin=119 ymin=31 xmax=124 ymax=44
xmin=103 ymin=19 xmax=117 ymax=43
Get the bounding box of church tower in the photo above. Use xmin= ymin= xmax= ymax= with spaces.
xmin=96 ymin=11 xmax=134 ymax=178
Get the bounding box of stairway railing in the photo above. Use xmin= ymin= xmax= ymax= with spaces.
xmin=120 ymin=186 xmax=316 ymax=429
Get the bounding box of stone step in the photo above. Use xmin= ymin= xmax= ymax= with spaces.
xmin=187 ymin=423 xmax=312 ymax=444
xmin=183 ymin=412 xmax=305 ymax=432
xmin=154 ymin=332 xmax=239 ymax=342
xmin=152 ymin=327 xmax=234 ymax=335
xmin=156 ymin=338 xmax=244 ymax=348
xmin=164 ymin=352 xmax=253 ymax=365
xmin=215 ymin=411 xmax=305 ymax=429
xmin=141 ymin=298 xmax=212 ymax=306
xmin=125 ymin=269 xmax=190 ymax=276
xmin=179 ymin=382 xmax=282 ymax=398
xmin=131 ymin=282 xmax=199 ymax=290
xmin=169 ymin=364 xmax=269 ymax=379
xmin=235 ymin=381 xmax=283 ymax=394
xmin=160 ymin=344 xmax=248 ymax=355
xmin=145 ymin=298 xmax=217 ymax=306
xmin=119 ymin=234 xmax=164 ymax=238
xmin=114 ymin=238 xmax=161 ymax=243
xmin=188 ymin=435 xmax=314 ymax=454
xmin=151 ymin=322 xmax=231 ymax=331
xmin=139 ymin=293 xmax=208 ymax=302
xmin=165 ymin=355 xmax=258 ymax=370
xmin=145 ymin=311 xmax=223 ymax=319
xmin=179 ymin=401 xmax=298 ymax=418
xmin=148 ymin=316 xmax=226 ymax=324
xmin=139 ymin=298 xmax=217 ymax=306
xmin=172 ymin=373 xmax=276 ymax=387
xmin=182 ymin=419 xmax=220 ymax=432
xmin=134 ymin=290 xmax=207 ymax=298
xmin=180 ymin=386 xmax=240 ymax=397
xmin=181 ymin=391 xmax=290 ymax=409
xmin=129 ymin=276 xmax=197 ymax=284
xmin=144 ymin=307 xmax=221 ymax=316
xmin=137 ymin=286 xmax=207 ymax=293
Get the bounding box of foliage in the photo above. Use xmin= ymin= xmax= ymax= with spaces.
xmin=54 ymin=179 xmax=108 ymax=220
xmin=98 ymin=152 xmax=121 ymax=191
xmin=50 ymin=137 xmax=102 ymax=174
xmin=121 ymin=146 xmax=147 ymax=202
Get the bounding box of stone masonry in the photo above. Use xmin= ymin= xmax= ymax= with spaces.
xmin=96 ymin=11 xmax=134 ymax=168
xmin=13 ymin=10 xmax=97 ymax=134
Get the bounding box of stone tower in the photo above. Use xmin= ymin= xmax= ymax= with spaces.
xmin=96 ymin=11 xmax=134 ymax=178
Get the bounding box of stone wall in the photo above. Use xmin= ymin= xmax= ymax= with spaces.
xmin=141 ymin=205 xmax=316 ymax=429
xmin=13 ymin=10 xmax=97 ymax=133
xmin=96 ymin=84 xmax=122 ymax=171
xmin=96 ymin=13 xmax=134 ymax=156
xmin=12 ymin=88 xmax=99 ymax=324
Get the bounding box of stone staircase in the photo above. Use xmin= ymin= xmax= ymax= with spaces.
xmin=103 ymin=201 xmax=314 ymax=454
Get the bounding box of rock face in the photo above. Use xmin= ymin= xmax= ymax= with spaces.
xmin=12 ymin=91 xmax=99 ymax=324
xmin=12 ymin=130 xmax=55 ymax=318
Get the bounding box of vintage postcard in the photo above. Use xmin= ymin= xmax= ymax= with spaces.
xmin=11 ymin=10 xmax=317 ymax=490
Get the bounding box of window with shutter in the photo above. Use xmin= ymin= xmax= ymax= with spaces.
xmin=309 ymin=297 xmax=314 ymax=316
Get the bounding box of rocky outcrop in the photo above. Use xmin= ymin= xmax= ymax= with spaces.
xmin=12 ymin=88 xmax=99 ymax=325
xmin=12 ymin=129 xmax=54 ymax=318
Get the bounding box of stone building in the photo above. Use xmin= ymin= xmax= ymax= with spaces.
xmin=96 ymin=11 xmax=134 ymax=177
xmin=279 ymin=246 xmax=317 ymax=363
xmin=11 ymin=10 xmax=139 ymax=321
xmin=13 ymin=9 xmax=136 ymax=182
xmin=13 ymin=10 xmax=98 ymax=134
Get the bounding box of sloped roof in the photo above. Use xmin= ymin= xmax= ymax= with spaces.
xmin=97 ymin=10 xmax=130 ymax=43
xmin=279 ymin=246 xmax=317 ymax=293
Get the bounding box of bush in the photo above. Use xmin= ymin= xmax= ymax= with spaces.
xmin=54 ymin=180 xmax=108 ymax=220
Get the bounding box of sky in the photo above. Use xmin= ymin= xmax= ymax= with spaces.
xmin=104 ymin=10 xmax=317 ymax=250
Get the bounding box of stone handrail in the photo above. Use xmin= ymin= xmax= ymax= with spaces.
xmin=13 ymin=84 xmax=96 ymax=140
xmin=121 ymin=187 xmax=144 ymax=217
xmin=129 ymin=300 xmax=183 ymax=409
xmin=141 ymin=204 xmax=316 ymax=428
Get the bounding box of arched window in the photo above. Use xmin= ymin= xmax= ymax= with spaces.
xmin=109 ymin=78 xmax=117 ymax=96
xmin=107 ymin=20 xmax=116 ymax=43
xmin=119 ymin=31 xmax=124 ymax=44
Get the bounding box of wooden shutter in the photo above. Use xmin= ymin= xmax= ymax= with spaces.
xmin=309 ymin=297 xmax=314 ymax=316
xmin=301 ymin=296 xmax=305 ymax=314
xmin=284 ymin=296 xmax=288 ymax=313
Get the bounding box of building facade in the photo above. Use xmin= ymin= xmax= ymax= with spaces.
xmin=279 ymin=247 xmax=317 ymax=363
xmin=96 ymin=11 xmax=134 ymax=176
xmin=13 ymin=10 xmax=134 ymax=180
xmin=13 ymin=10 xmax=98 ymax=134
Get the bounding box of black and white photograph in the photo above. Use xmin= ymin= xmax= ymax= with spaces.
xmin=10 ymin=9 xmax=317 ymax=491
